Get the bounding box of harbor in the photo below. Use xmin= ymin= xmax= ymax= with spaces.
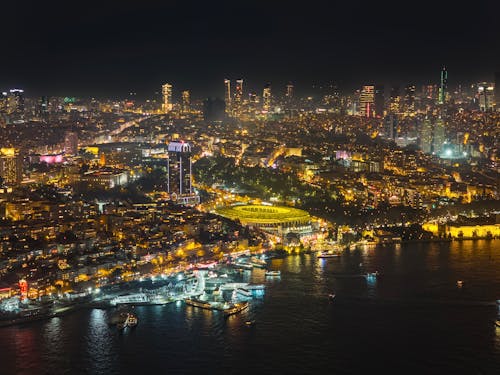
xmin=0 ymin=251 xmax=279 ymax=326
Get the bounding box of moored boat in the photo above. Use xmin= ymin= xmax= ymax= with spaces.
xmin=223 ymin=301 xmax=249 ymax=317
xmin=317 ymin=251 xmax=341 ymax=259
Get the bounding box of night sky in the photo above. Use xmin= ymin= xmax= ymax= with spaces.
xmin=2 ymin=0 xmax=499 ymax=98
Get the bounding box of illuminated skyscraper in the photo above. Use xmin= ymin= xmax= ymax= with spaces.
xmin=162 ymin=83 xmax=173 ymax=113
xmin=0 ymin=148 xmax=22 ymax=185
xmin=262 ymin=83 xmax=272 ymax=111
xmin=8 ymin=89 xmax=24 ymax=114
xmin=181 ymin=90 xmax=190 ymax=113
xmin=432 ymin=117 xmax=446 ymax=154
xmin=234 ymin=79 xmax=243 ymax=115
xmin=359 ymin=85 xmax=375 ymax=117
xmin=420 ymin=118 xmax=433 ymax=154
xmin=168 ymin=142 xmax=192 ymax=197
xmin=389 ymin=86 xmax=401 ymax=114
xmin=477 ymin=82 xmax=495 ymax=112
xmin=286 ymin=83 xmax=294 ymax=100
xmin=374 ymin=85 xmax=384 ymax=117
xmin=224 ymin=79 xmax=231 ymax=114
xmin=64 ymin=131 xmax=79 ymax=155
xmin=404 ymin=84 xmax=416 ymax=113
xmin=438 ymin=67 xmax=447 ymax=105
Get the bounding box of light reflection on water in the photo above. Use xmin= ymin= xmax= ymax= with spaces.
xmin=0 ymin=240 xmax=498 ymax=374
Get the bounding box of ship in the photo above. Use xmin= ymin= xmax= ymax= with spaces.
xmin=184 ymin=298 xmax=213 ymax=310
xmin=223 ymin=301 xmax=249 ymax=317
xmin=117 ymin=312 xmax=138 ymax=330
xmin=317 ymin=251 xmax=341 ymax=259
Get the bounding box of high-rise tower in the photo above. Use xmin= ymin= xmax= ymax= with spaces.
xmin=438 ymin=67 xmax=447 ymax=105
xmin=234 ymin=79 xmax=243 ymax=115
xmin=162 ymin=83 xmax=173 ymax=113
xmin=359 ymin=85 xmax=375 ymax=117
xmin=224 ymin=79 xmax=231 ymax=114
xmin=181 ymin=90 xmax=190 ymax=113
xmin=168 ymin=142 xmax=192 ymax=196
xmin=262 ymin=83 xmax=272 ymax=112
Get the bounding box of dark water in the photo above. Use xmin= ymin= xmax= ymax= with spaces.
xmin=1 ymin=240 xmax=500 ymax=375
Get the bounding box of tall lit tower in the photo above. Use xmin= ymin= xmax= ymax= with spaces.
xmin=224 ymin=79 xmax=231 ymax=114
xmin=167 ymin=142 xmax=193 ymax=199
xmin=438 ymin=67 xmax=447 ymax=105
xmin=181 ymin=90 xmax=190 ymax=113
xmin=262 ymin=83 xmax=272 ymax=111
xmin=404 ymin=84 xmax=416 ymax=113
xmin=286 ymin=83 xmax=294 ymax=100
xmin=234 ymin=79 xmax=243 ymax=115
xmin=389 ymin=86 xmax=401 ymax=114
xmin=359 ymin=85 xmax=375 ymax=117
xmin=162 ymin=83 xmax=173 ymax=113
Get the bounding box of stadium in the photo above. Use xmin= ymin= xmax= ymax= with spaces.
xmin=215 ymin=204 xmax=312 ymax=236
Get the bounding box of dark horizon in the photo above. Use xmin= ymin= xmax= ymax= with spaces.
xmin=2 ymin=0 xmax=499 ymax=99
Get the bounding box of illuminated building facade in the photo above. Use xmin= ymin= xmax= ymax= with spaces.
xmin=79 ymin=169 xmax=128 ymax=189
xmin=438 ymin=66 xmax=447 ymax=105
xmin=233 ymin=79 xmax=243 ymax=115
xmin=389 ymin=86 xmax=401 ymax=114
xmin=404 ymin=84 xmax=416 ymax=113
xmin=224 ymin=79 xmax=231 ymax=114
xmin=262 ymin=83 xmax=272 ymax=112
xmin=8 ymin=89 xmax=24 ymax=114
xmin=162 ymin=83 xmax=173 ymax=113
xmin=477 ymin=82 xmax=495 ymax=111
xmin=0 ymin=148 xmax=23 ymax=185
xmin=181 ymin=90 xmax=190 ymax=113
xmin=359 ymin=85 xmax=375 ymax=117
xmin=167 ymin=142 xmax=199 ymax=204
xmin=64 ymin=131 xmax=79 ymax=155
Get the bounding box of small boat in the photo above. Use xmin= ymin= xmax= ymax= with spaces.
xmin=365 ymin=271 xmax=379 ymax=279
xmin=117 ymin=312 xmax=138 ymax=330
xmin=457 ymin=280 xmax=464 ymax=288
xmin=328 ymin=293 xmax=336 ymax=300
xmin=126 ymin=313 xmax=138 ymax=328
xmin=265 ymin=270 xmax=281 ymax=277
xmin=317 ymin=251 xmax=340 ymax=259
xmin=245 ymin=320 xmax=256 ymax=326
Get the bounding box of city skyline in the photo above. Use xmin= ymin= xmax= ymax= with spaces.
xmin=2 ymin=0 xmax=498 ymax=98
